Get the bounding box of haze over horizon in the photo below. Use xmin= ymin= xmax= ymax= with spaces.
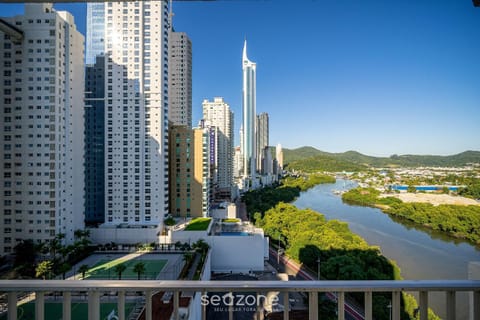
xmin=3 ymin=0 xmax=479 ymax=156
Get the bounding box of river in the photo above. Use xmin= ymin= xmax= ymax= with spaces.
xmin=293 ymin=179 xmax=480 ymax=319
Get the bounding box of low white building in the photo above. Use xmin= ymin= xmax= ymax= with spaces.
xmin=162 ymin=218 xmax=268 ymax=273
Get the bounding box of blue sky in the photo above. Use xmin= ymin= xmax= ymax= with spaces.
xmin=2 ymin=1 xmax=479 ymax=156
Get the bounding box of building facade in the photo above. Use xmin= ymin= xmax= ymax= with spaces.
xmin=100 ymin=1 xmax=169 ymax=228
xmin=202 ymin=97 xmax=234 ymax=200
xmin=242 ymin=40 xmax=257 ymax=178
xmin=85 ymin=3 xmax=105 ymax=65
xmin=84 ymin=56 xmax=105 ymax=225
xmin=168 ymin=31 xmax=192 ymax=127
xmin=276 ymin=143 xmax=284 ymax=174
xmin=256 ymin=112 xmax=269 ymax=173
xmin=169 ymin=126 xmax=210 ymax=218
xmin=0 ymin=4 xmax=85 ymax=254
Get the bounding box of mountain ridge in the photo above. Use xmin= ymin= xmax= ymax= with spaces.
xmin=282 ymin=147 xmax=480 ymax=169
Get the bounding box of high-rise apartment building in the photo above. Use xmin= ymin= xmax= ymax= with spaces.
xmin=0 ymin=4 xmax=85 ymax=254
xmin=168 ymin=31 xmax=192 ymax=127
xmin=256 ymin=112 xmax=269 ymax=173
xmin=169 ymin=126 xmax=210 ymax=218
xmin=233 ymin=146 xmax=242 ymax=178
xmin=84 ymin=56 xmax=105 ymax=225
xmin=202 ymin=97 xmax=234 ymax=200
xmin=276 ymin=143 xmax=284 ymax=173
xmin=242 ymin=40 xmax=257 ymax=178
xmin=98 ymin=1 xmax=169 ymax=228
xmin=86 ymin=3 xmax=105 ymax=65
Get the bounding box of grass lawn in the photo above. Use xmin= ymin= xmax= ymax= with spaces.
xmin=222 ymin=218 xmax=240 ymax=223
xmin=0 ymin=302 xmax=134 ymax=320
xmin=184 ymin=217 xmax=211 ymax=231
xmin=85 ymin=258 xmax=167 ymax=280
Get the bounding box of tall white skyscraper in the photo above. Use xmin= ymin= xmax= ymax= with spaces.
xmin=202 ymin=97 xmax=234 ymax=199
xmin=98 ymin=1 xmax=169 ymax=228
xmin=276 ymin=143 xmax=284 ymax=173
xmin=0 ymin=4 xmax=85 ymax=254
xmin=168 ymin=31 xmax=192 ymax=127
xmin=242 ymin=40 xmax=257 ymax=178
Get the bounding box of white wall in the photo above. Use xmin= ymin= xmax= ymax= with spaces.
xmin=210 ymin=234 xmax=265 ymax=273
xmin=88 ymin=226 xmax=160 ymax=244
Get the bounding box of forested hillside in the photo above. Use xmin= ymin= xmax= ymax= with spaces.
xmin=282 ymin=147 xmax=480 ymax=169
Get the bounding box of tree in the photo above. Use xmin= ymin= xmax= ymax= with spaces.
xmin=183 ymin=252 xmax=194 ymax=264
xmin=133 ymin=262 xmax=146 ymax=280
xmin=36 ymin=260 xmax=54 ymax=280
xmin=49 ymin=233 xmax=65 ymax=258
xmin=192 ymin=239 xmax=209 ymax=254
xmin=114 ymin=263 xmax=127 ymax=280
xmin=407 ymin=185 xmax=416 ymax=193
xmin=58 ymin=262 xmax=71 ymax=280
xmin=78 ymin=264 xmax=89 ymax=280
xmin=13 ymin=239 xmax=37 ymax=276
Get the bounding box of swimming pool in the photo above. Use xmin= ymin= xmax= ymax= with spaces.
xmin=219 ymin=232 xmax=249 ymax=236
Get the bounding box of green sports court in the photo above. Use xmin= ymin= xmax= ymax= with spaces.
xmin=84 ymin=257 xmax=168 ymax=280
xmin=0 ymin=302 xmax=135 ymax=320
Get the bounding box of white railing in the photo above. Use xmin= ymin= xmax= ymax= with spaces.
xmin=0 ymin=280 xmax=479 ymax=320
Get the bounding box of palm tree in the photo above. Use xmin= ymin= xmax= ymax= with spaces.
xmin=58 ymin=262 xmax=71 ymax=280
xmin=114 ymin=263 xmax=127 ymax=280
xmin=78 ymin=264 xmax=89 ymax=279
xmin=193 ymin=239 xmax=209 ymax=254
xmin=133 ymin=262 xmax=146 ymax=280
xmin=36 ymin=260 xmax=54 ymax=280
xmin=183 ymin=252 xmax=194 ymax=264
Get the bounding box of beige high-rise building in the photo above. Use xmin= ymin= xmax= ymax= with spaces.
xmin=169 ymin=126 xmax=210 ymax=218
xmin=0 ymin=4 xmax=85 ymax=254
xmin=168 ymin=32 xmax=192 ymax=126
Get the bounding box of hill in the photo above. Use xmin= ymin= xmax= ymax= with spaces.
xmin=282 ymin=147 xmax=480 ymax=170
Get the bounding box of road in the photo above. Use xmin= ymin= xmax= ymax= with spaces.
xmin=269 ymin=248 xmax=365 ymax=320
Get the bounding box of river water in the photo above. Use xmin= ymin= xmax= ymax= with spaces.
xmin=293 ymin=179 xmax=480 ymax=319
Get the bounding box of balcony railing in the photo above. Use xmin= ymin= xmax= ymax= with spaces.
xmin=0 ymin=280 xmax=479 ymax=320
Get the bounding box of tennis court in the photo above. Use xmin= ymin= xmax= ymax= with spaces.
xmin=85 ymin=257 xmax=167 ymax=280
xmin=0 ymin=302 xmax=135 ymax=320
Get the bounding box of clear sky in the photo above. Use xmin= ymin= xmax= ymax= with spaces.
xmin=2 ymin=0 xmax=480 ymax=156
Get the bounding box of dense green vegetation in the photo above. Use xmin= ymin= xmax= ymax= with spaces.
xmin=184 ymin=217 xmax=212 ymax=231
xmin=255 ymin=203 xmax=438 ymax=319
xmin=8 ymin=230 xmax=93 ymax=280
xmin=282 ymin=174 xmax=336 ymax=190
xmin=244 ymin=177 xmax=437 ymax=319
xmin=243 ymin=174 xmax=334 ymax=220
xmin=283 ymin=146 xmax=480 ymax=168
xmin=286 ymin=154 xmax=366 ymax=173
xmin=458 ymin=182 xmax=480 ymax=199
xmin=342 ymin=188 xmax=480 ymax=245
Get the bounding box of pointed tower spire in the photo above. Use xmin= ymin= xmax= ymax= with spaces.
xmin=243 ymin=39 xmax=248 ymax=63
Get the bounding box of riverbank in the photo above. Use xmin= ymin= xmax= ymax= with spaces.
xmin=379 ymin=192 xmax=479 ymax=206
xmin=343 ymin=188 xmax=480 ymax=246
xmin=244 ymin=176 xmax=438 ymax=319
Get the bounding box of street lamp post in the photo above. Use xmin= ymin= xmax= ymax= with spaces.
xmin=387 ymin=301 xmax=392 ymax=320
xmin=317 ymin=256 xmax=321 ymax=280
xmin=277 ymin=235 xmax=281 ymax=267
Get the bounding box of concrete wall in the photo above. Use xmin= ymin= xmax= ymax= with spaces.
xmin=88 ymin=226 xmax=160 ymax=244
xmin=210 ymin=233 xmax=265 ymax=273
xmin=170 ymin=230 xmax=209 ymax=245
